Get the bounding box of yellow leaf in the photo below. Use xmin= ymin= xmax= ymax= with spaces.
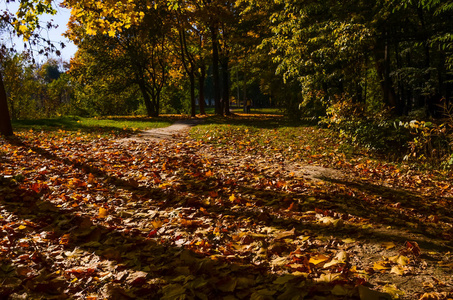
xmin=342 ymin=238 xmax=355 ymax=244
xmin=229 ymin=194 xmax=237 ymax=202
xmin=373 ymin=261 xmax=391 ymax=271
xmin=316 ymin=273 xmax=342 ymax=283
xmin=390 ymin=265 xmax=404 ymax=276
xmin=98 ymin=207 xmax=108 ymax=218
xmin=152 ymin=219 xmax=163 ymax=229
xmin=18 ymin=24 xmax=28 ymax=33
xmin=397 ymin=255 xmax=410 ymax=266
xmin=381 ymin=242 xmax=396 ymax=249
xmin=309 ymin=254 xmax=330 ymax=265
xmin=18 ymin=225 xmax=27 ymax=230
xmin=388 ymin=255 xmax=410 ymax=266
xmin=382 ymin=284 xmax=405 ymax=299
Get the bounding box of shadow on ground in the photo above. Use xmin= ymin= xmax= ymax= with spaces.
xmin=2 ymin=132 xmax=452 ymax=299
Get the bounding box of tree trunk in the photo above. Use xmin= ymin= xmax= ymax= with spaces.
xmin=189 ymin=73 xmax=196 ymax=117
xmin=243 ymin=58 xmax=247 ymax=113
xmin=138 ymin=81 xmax=154 ymax=117
xmin=375 ymin=34 xmax=399 ymax=114
xmin=0 ymin=73 xmax=13 ymax=136
xmin=198 ymin=65 xmax=206 ymax=115
xmin=221 ymin=56 xmax=230 ymax=115
xmin=152 ymin=92 xmax=160 ymax=117
xmin=210 ymin=26 xmax=222 ymax=116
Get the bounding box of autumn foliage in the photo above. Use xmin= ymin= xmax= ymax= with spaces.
xmin=1 ymin=115 xmax=453 ymax=299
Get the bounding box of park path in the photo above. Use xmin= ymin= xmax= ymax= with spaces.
xmin=116 ymin=118 xmax=344 ymax=182
xmin=116 ymin=119 xmax=203 ymax=143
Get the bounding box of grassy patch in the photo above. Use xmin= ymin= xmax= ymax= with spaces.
xmin=203 ymin=106 xmax=284 ymax=115
xmin=191 ymin=114 xmax=360 ymax=165
xmin=12 ymin=116 xmax=175 ymax=136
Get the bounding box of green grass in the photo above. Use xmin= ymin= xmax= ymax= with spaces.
xmin=202 ymin=106 xmax=284 ymax=115
xmin=11 ymin=116 xmax=175 ymax=136
xmin=191 ymin=114 xmax=360 ymax=165
xmin=13 ymin=116 xmax=173 ymax=130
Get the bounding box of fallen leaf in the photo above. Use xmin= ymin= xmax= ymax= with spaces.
xmin=382 ymin=241 xmax=396 ymax=249
xmin=373 ymin=261 xmax=391 ymax=271
xmin=98 ymin=207 xmax=108 ymax=218
xmin=382 ymin=284 xmax=405 ymax=299
xmin=390 ymin=265 xmax=404 ymax=276
xmin=274 ymin=228 xmax=295 ymax=240
xmin=309 ymin=254 xmax=330 ymax=266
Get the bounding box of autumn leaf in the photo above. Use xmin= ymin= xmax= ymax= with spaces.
xmin=382 ymin=284 xmax=405 ymax=299
xmin=381 ymin=241 xmax=396 ymax=249
xmin=309 ymin=254 xmax=330 ymax=266
xmin=98 ymin=207 xmax=108 ymax=218
xmin=405 ymin=241 xmax=421 ymax=257
xmin=390 ymin=265 xmax=405 ymax=276
xmin=373 ymin=261 xmax=391 ymax=271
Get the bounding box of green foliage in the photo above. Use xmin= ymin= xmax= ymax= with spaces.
xmin=1 ymin=53 xmax=71 ymax=120
xmin=322 ymin=98 xmax=453 ymax=168
xmin=402 ymin=120 xmax=453 ymax=168
xmin=321 ymin=97 xmax=411 ymax=154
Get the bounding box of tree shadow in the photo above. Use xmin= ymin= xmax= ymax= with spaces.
xmin=198 ymin=114 xmax=308 ymax=129
xmin=1 ymin=137 xmax=371 ymax=299
xmin=3 ymin=134 xmax=452 ymax=298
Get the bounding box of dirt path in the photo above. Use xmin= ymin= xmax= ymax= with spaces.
xmin=116 ymin=119 xmax=203 ymax=143
xmin=116 ymin=119 xmax=344 ymax=182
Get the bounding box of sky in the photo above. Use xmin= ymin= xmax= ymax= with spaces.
xmin=0 ymin=1 xmax=78 ymax=62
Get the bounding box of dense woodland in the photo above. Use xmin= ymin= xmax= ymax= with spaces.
xmin=1 ymin=0 xmax=453 ymax=165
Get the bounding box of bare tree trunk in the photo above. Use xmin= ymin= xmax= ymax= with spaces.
xmin=0 ymin=73 xmax=13 ymax=136
xmin=221 ymin=56 xmax=230 ymax=115
xmin=210 ymin=26 xmax=223 ymax=116
xmin=138 ymin=81 xmax=154 ymax=117
xmin=198 ymin=65 xmax=206 ymax=115
xmin=189 ymin=73 xmax=196 ymax=117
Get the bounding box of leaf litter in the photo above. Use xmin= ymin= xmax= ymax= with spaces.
xmin=0 ymin=117 xmax=452 ymax=299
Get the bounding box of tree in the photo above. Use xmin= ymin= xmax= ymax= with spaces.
xmin=1 ymin=52 xmax=37 ymax=120
xmin=0 ymin=0 xmax=57 ymax=136
xmin=254 ymin=0 xmax=453 ymax=118
xmin=66 ymin=0 xmax=173 ymax=117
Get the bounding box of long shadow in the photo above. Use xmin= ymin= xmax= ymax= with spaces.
xmin=8 ymin=132 xmax=452 ymax=250
xmin=176 ymin=167 xmax=453 ymax=253
xmin=5 ymin=133 xmax=452 ymax=248
xmin=197 ymin=114 xmax=309 ymax=129
xmin=4 ymin=134 xmax=453 ymax=298
xmin=1 ymin=136 xmax=372 ymax=299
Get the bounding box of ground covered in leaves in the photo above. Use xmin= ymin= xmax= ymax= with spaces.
xmin=1 ymin=114 xmax=453 ymax=299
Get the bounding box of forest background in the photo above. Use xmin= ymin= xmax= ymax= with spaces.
xmin=1 ymin=0 xmax=453 ymax=168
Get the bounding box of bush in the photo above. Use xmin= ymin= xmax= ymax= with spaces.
xmin=320 ymin=97 xmax=453 ymax=168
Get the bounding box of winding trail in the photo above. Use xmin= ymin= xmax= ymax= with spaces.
xmin=116 ymin=118 xmax=344 ymax=182
xmin=116 ymin=119 xmax=203 ymax=143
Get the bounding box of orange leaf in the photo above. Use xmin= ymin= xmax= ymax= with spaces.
xmin=98 ymin=207 xmax=108 ymax=218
